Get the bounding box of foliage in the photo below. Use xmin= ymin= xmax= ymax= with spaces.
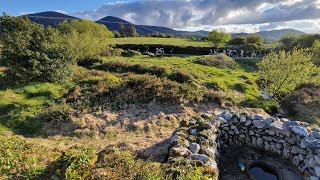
xmin=279 ymin=33 xmax=320 ymax=50
xmin=281 ymin=83 xmax=320 ymax=124
xmin=145 ymin=33 xmax=172 ymax=38
xmin=312 ymin=40 xmax=320 ymax=66
xmin=169 ymin=69 xmax=195 ymax=83
xmin=229 ymin=36 xmax=246 ymax=46
xmin=121 ymin=50 xmax=142 ymax=57
xmin=246 ymin=35 xmax=264 ymax=45
xmin=207 ymin=30 xmax=231 ymax=47
xmin=0 ymin=16 xmax=75 ymax=83
xmin=258 ymin=48 xmax=320 ymax=100
xmin=0 ymin=136 xmax=60 ymax=179
xmin=240 ymin=43 xmax=259 ymax=50
xmin=113 ymin=31 xmax=121 ymax=38
xmin=57 ymin=20 xmax=114 ymax=61
xmin=55 ymin=147 xmax=97 ymax=180
xmin=195 ymin=54 xmax=236 ymax=68
xmin=119 ymin=22 xmax=126 ymax=37
xmin=127 ymin=24 xmax=139 ymax=37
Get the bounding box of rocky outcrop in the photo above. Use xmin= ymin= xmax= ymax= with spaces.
xmin=167 ymin=110 xmax=320 ymax=179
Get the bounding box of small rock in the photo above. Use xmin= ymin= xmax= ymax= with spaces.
xmin=310 ymin=131 xmax=320 ymax=139
xmin=269 ymin=120 xmax=291 ymax=136
xmin=301 ymin=137 xmax=320 ymax=149
xmin=315 ymin=166 xmax=320 ymax=177
xmin=315 ymin=155 xmax=320 ymax=165
xmin=254 ymin=114 xmax=265 ymax=120
xmin=245 ymin=119 xmax=252 ymax=126
xmin=204 ymin=148 xmax=215 ymax=158
xmin=257 ymin=137 xmax=264 ymax=146
xmin=170 ymin=147 xmax=191 ymax=157
xmin=292 ymin=156 xmax=300 ymax=166
xmin=264 ymin=141 xmax=270 ymax=151
xmin=253 ymin=120 xmax=266 ymax=129
xmin=221 ymin=111 xmax=233 ymax=121
xmin=310 ymin=176 xmax=319 ymax=180
xmin=291 ymin=126 xmax=309 ymax=137
xmin=232 ymin=117 xmax=239 ymax=124
xmin=240 ymin=115 xmax=246 ymax=123
xmin=262 ymin=136 xmax=273 ymax=141
xmin=189 ymin=143 xmax=200 ymax=154
xmin=249 ymin=130 xmax=254 ymax=135
xmin=283 ymin=147 xmax=291 ymax=159
xmin=215 ymin=116 xmax=227 ymax=124
xmin=189 ymin=129 xmax=198 ymax=135
xmin=309 ymin=158 xmax=318 ymax=168
xmin=191 ymin=154 xmax=212 ymax=163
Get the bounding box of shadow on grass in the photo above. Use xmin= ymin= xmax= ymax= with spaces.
xmin=235 ymin=59 xmax=261 ymax=72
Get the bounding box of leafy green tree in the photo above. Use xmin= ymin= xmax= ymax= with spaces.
xmin=279 ymin=33 xmax=299 ymax=50
xmin=229 ymin=36 xmax=246 ymax=46
xmin=312 ymin=40 xmax=320 ymax=66
xmin=0 ymin=16 xmax=75 ymax=83
xmin=246 ymin=35 xmax=264 ymax=45
xmin=128 ymin=24 xmax=139 ymax=37
xmin=119 ymin=22 xmax=126 ymax=37
xmin=57 ymin=20 xmax=114 ymax=61
xmin=113 ymin=31 xmax=121 ymax=38
xmin=207 ymin=30 xmax=231 ymax=47
xmin=258 ymin=48 xmax=320 ymax=100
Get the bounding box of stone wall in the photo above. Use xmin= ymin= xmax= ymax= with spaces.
xmin=167 ymin=110 xmax=320 ymax=180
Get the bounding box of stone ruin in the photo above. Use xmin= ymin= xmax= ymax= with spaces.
xmin=167 ymin=110 xmax=320 ymax=180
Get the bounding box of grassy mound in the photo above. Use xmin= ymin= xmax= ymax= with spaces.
xmin=195 ymin=54 xmax=237 ymax=68
xmin=281 ymin=83 xmax=320 ymax=123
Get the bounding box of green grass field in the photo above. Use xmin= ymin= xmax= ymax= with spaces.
xmin=109 ymin=37 xmax=212 ymax=47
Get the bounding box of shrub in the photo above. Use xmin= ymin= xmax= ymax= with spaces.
xmin=121 ymin=50 xmax=142 ymax=57
xmin=246 ymin=35 xmax=264 ymax=45
xmin=0 ymin=16 xmax=75 ymax=83
xmin=169 ymin=69 xmax=194 ymax=83
xmin=240 ymin=43 xmax=259 ymax=50
xmin=93 ymin=75 xmax=203 ymax=108
xmin=98 ymin=60 xmax=132 ymax=72
xmin=281 ymin=83 xmax=320 ymax=123
xmin=195 ymin=54 xmax=236 ymax=68
xmin=258 ymin=48 xmax=320 ymax=100
xmin=57 ymin=20 xmax=114 ymax=61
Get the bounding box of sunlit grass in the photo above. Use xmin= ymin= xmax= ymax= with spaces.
xmin=109 ymin=37 xmax=212 ymax=47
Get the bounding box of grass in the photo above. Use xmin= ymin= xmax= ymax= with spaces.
xmin=109 ymin=37 xmax=212 ymax=47
xmin=95 ymin=55 xmax=277 ymax=113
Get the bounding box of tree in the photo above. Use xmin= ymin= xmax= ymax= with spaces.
xmin=258 ymin=48 xmax=320 ymax=100
xmin=207 ymin=30 xmax=231 ymax=47
xmin=113 ymin=31 xmax=121 ymax=38
xmin=312 ymin=40 xmax=320 ymax=66
xmin=279 ymin=33 xmax=299 ymax=50
xmin=128 ymin=24 xmax=139 ymax=37
xmin=0 ymin=16 xmax=75 ymax=83
xmin=57 ymin=20 xmax=114 ymax=61
xmin=246 ymin=35 xmax=264 ymax=45
xmin=229 ymin=36 xmax=246 ymax=46
xmin=119 ymin=22 xmax=126 ymax=37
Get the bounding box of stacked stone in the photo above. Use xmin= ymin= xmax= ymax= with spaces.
xmin=167 ymin=110 xmax=320 ymax=179
xmin=168 ymin=114 xmax=220 ymax=176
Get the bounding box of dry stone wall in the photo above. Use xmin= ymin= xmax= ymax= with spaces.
xmin=167 ymin=110 xmax=320 ymax=180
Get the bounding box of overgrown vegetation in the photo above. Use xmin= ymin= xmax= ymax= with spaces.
xmin=258 ymin=48 xmax=320 ymax=100
xmin=207 ymin=30 xmax=231 ymax=47
xmin=195 ymin=54 xmax=236 ymax=68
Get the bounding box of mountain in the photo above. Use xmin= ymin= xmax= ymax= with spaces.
xmin=21 ymin=11 xmax=79 ymax=27
xmin=20 ymin=11 xmax=305 ymax=40
xmin=232 ymin=29 xmax=304 ymax=41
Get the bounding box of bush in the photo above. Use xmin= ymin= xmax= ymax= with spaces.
xmin=258 ymin=48 xmax=320 ymax=100
xmin=246 ymin=35 xmax=264 ymax=45
xmin=195 ymin=54 xmax=236 ymax=68
xmin=169 ymin=69 xmax=194 ymax=83
xmin=207 ymin=30 xmax=231 ymax=47
xmin=281 ymin=83 xmax=320 ymax=123
xmin=121 ymin=50 xmax=142 ymax=57
xmin=0 ymin=16 xmax=75 ymax=83
xmin=240 ymin=43 xmax=259 ymax=50
xmin=57 ymin=20 xmax=114 ymax=62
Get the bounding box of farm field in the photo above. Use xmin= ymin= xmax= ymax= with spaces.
xmin=109 ymin=37 xmax=212 ymax=47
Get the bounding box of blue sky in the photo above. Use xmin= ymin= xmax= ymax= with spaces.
xmin=1 ymin=0 xmax=320 ymax=33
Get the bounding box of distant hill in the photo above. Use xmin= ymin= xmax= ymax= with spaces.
xmin=232 ymin=29 xmax=305 ymax=41
xmin=22 ymin=11 xmax=79 ymax=27
xmin=20 ymin=11 xmax=305 ymax=40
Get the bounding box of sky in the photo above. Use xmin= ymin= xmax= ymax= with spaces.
xmin=1 ymin=0 xmax=320 ymax=33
